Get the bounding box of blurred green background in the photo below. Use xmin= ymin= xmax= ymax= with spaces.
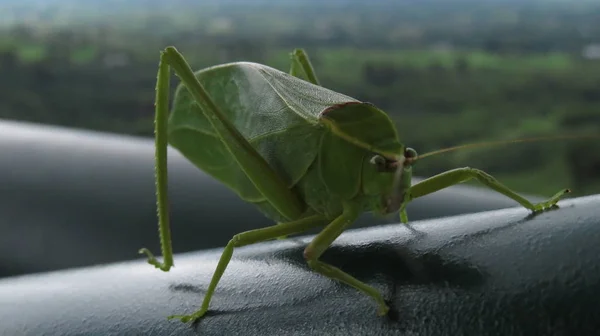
xmin=0 ymin=0 xmax=598 ymax=197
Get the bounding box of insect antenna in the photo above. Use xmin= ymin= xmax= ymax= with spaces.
xmin=416 ymin=133 xmax=600 ymax=161
xmin=387 ymin=133 xmax=598 ymax=216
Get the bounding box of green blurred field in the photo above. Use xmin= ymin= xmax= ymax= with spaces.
xmin=0 ymin=0 xmax=598 ymax=197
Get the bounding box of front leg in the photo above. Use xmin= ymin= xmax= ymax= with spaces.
xmin=404 ymin=167 xmax=570 ymax=222
xmin=304 ymin=202 xmax=390 ymax=316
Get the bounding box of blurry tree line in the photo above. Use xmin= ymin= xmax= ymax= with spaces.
xmin=0 ymin=0 xmax=598 ymax=197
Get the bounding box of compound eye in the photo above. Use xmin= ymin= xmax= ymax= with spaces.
xmin=404 ymin=147 xmax=418 ymax=160
xmin=369 ymin=155 xmax=387 ymax=171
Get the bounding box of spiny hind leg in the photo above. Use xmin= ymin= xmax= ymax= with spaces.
xmin=289 ymin=48 xmax=320 ymax=85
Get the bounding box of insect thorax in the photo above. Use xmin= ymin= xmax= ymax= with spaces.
xmin=251 ymin=129 xmax=403 ymax=223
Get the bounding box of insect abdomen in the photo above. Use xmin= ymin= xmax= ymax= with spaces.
xmin=167 ymin=62 xmax=359 ymax=221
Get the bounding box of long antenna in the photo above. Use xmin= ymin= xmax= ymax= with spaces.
xmin=417 ymin=134 xmax=598 ymax=161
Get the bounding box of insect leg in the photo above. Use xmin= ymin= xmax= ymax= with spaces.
xmin=303 ymin=202 xmax=390 ymax=316
xmin=166 ymin=47 xmax=305 ymax=221
xmin=408 ymin=167 xmax=570 ymax=213
xmin=140 ymin=47 xmax=307 ymax=271
xmin=168 ymin=214 xmax=328 ymax=323
xmin=138 ymin=48 xmax=174 ymax=271
xmin=289 ymin=48 xmax=321 ymax=86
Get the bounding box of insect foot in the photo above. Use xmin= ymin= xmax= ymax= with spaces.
xmin=138 ymin=248 xmax=171 ymax=272
xmin=167 ymin=309 xmax=208 ymax=324
xmin=377 ymin=303 xmax=390 ymax=316
xmin=532 ymin=188 xmax=571 ymax=212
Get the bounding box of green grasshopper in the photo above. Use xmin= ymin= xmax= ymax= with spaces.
xmin=139 ymin=47 xmax=570 ymax=323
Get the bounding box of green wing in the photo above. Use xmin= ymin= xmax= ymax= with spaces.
xmin=168 ymin=62 xmax=358 ymax=204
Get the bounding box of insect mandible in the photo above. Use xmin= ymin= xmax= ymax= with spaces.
xmin=138 ymin=46 xmax=570 ymax=323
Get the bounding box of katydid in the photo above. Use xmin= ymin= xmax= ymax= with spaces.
xmin=139 ymin=46 xmax=571 ymax=323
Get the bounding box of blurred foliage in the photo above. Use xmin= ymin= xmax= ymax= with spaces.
xmin=0 ymin=0 xmax=598 ymax=197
